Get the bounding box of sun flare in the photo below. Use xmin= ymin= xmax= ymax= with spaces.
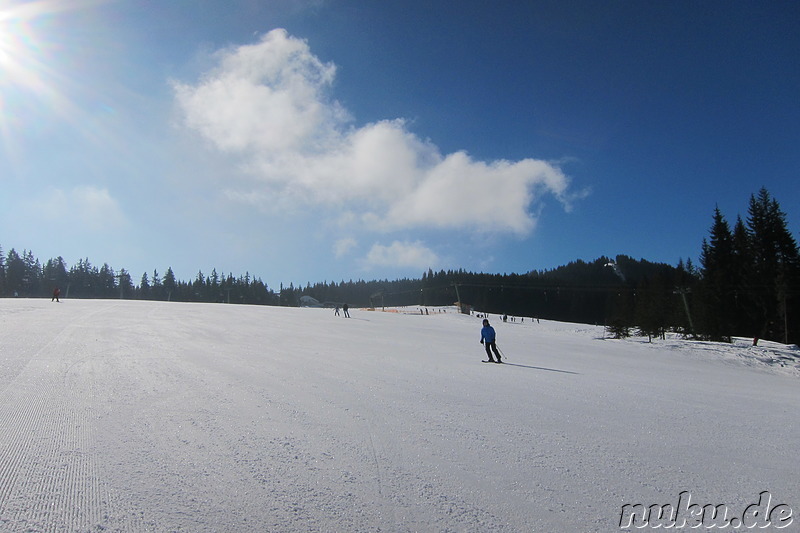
xmin=0 ymin=1 xmax=56 ymax=88
xmin=0 ymin=0 xmax=90 ymax=146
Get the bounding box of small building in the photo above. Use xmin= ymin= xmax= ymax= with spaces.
xmin=299 ymin=295 xmax=322 ymax=307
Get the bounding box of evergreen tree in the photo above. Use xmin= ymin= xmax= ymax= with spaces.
xmin=98 ymin=263 xmax=117 ymax=298
xmin=209 ymin=269 xmax=220 ymax=302
xmin=746 ymin=188 xmax=800 ymax=342
xmin=69 ymin=258 xmax=99 ymax=298
xmin=118 ymin=269 xmax=134 ymax=298
xmin=5 ymin=249 xmax=25 ymax=296
xmin=699 ymin=207 xmax=736 ymax=340
xmin=635 ymin=273 xmax=671 ymax=341
xmin=152 ymin=269 xmax=162 ymax=299
xmin=140 ymin=272 xmax=151 ymax=299
xmin=192 ymin=271 xmax=206 ymax=301
xmin=163 ymin=267 xmax=177 ymax=301
xmin=0 ymin=245 xmax=5 ymax=295
xmin=43 ymin=257 xmax=69 ymax=297
xmin=730 ymin=216 xmax=755 ymax=335
xmin=22 ymin=251 xmax=42 ymax=296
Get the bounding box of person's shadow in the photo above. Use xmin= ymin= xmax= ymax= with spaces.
xmin=501 ymin=362 xmax=578 ymax=374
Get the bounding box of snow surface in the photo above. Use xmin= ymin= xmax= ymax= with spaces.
xmin=0 ymin=299 xmax=797 ymax=532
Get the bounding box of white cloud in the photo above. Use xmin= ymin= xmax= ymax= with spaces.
xmin=173 ymin=28 xmax=343 ymax=156
xmin=333 ymin=237 xmax=357 ymax=258
xmin=384 ymin=151 xmax=571 ymax=234
xmin=32 ymin=186 xmax=127 ymax=232
xmin=363 ymin=241 xmax=439 ymax=270
xmin=173 ymin=28 xmax=577 ymax=235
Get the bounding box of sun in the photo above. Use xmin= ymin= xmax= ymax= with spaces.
xmin=0 ymin=1 xmax=54 ymax=86
xmin=0 ymin=0 xmax=107 ymax=96
xmin=0 ymin=0 xmax=113 ymax=157
xmin=0 ymin=0 xmax=81 ymax=146
xmin=0 ymin=10 xmax=15 ymax=68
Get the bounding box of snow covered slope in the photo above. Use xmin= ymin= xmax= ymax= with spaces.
xmin=0 ymin=299 xmax=797 ymax=531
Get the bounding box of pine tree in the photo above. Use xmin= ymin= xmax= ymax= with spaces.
xmin=140 ymin=272 xmax=151 ymax=299
xmin=730 ymin=216 xmax=755 ymax=336
xmin=746 ymin=188 xmax=800 ymax=342
xmin=118 ymin=269 xmax=134 ymax=298
xmin=98 ymin=263 xmax=117 ymax=298
xmin=22 ymin=250 xmax=42 ymax=296
xmin=191 ymin=270 xmax=205 ymax=301
xmin=0 ymin=245 xmax=5 ymax=295
xmin=163 ymin=267 xmax=177 ymax=301
xmin=5 ymin=249 xmax=25 ymax=296
xmin=209 ymin=269 xmax=220 ymax=302
xmin=151 ymin=270 xmax=162 ymax=300
xmin=43 ymin=257 xmax=69 ymax=297
xmin=699 ymin=207 xmax=736 ymax=340
xmin=635 ymin=274 xmax=670 ymax=341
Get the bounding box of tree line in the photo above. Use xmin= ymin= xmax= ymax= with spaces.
xmin=697 ymin=188 xmax=798 ymax=344
xmin=0 ymin=252 xmax=275 ymax=306
xmin=1 ymin=188 xmax=797 ymax=344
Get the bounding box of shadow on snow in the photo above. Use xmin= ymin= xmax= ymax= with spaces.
xmin=499 ymin=362 xmax=579 ymax=375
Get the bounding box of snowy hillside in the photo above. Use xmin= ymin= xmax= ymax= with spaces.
xmin=0 ymin=299 xmax=797 ymax=532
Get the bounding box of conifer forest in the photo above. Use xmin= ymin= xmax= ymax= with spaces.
xmin=2 ymin=188 xmax=798 ymax=344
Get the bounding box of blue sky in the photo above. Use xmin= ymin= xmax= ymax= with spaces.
xmin=1 ymin=0 xmax=798 ymax=287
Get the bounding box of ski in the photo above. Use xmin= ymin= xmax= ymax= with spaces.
xmin=481 ymin=360 xmax=503 ymax=363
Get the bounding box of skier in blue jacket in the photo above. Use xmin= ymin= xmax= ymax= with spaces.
xmin=480 ymin=318 xmax=502 ymax=363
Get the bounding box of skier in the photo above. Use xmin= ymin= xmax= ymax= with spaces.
xmin=480 ymin=319 xmax=502 ymax=363
xmin=52 ymin=287 xmax=61 ymax=302
xmin=334 ymin=304 xmax=340 ymax=316
xmin=343 ymin=303 xmax=350 ymax=318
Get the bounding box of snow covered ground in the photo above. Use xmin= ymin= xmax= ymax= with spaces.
xmin=0 ymin=299 xmax=797 ymax=532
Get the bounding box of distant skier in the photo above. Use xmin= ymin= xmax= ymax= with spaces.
xmin=52 ymin=287 xmax=60 ymax=303
xmin=334 ymin=304 xmax=340 ymax=316
xmin=480 ymin=319 xmax=502 ymax=363
xmin=343 ymin=303 xmax=350 ymax=318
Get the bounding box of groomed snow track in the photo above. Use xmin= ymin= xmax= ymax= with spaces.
xmin=0 ymin=299 xmax=797 ymax=532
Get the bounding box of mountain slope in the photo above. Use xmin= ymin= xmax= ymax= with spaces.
xmin=0 ymin=299 xmax=796 ymax=531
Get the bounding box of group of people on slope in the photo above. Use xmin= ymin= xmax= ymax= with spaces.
xmin=331 ymin=302 xmax=502 ymax=363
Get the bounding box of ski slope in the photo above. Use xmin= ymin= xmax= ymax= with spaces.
xmin=0 ymin=299 xmax=797 ymax=532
